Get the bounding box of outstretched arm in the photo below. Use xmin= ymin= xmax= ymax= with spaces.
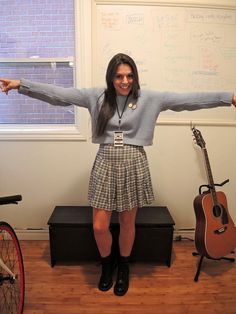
xmin=1 ymin=78 xmax=102 ymax=109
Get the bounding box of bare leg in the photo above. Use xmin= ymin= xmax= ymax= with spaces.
xmin=93 ymin=208 xmax=113 ymax=257
xmin=118 ymin=208 xmax=138 ymax=256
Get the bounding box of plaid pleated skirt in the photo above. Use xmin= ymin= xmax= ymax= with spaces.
xmin=88 ymin=144 xmax=154 ymax=212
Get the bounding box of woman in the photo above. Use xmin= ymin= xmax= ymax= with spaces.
xmin=1 ymin=53 xmax=236 ymax=296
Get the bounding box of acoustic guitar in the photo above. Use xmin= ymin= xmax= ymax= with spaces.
xmin=192 ymin=126 xmax=236 ymax=259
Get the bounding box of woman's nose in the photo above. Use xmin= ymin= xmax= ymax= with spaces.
xmin=122 ymin=76 xmax=128 ymax=83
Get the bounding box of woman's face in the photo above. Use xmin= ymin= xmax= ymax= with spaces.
xmin=113 ymin=64 xmax=134 ymax=96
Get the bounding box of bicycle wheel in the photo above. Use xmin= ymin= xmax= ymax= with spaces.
xmin=0 ymin=222 xmax=25 ymax=314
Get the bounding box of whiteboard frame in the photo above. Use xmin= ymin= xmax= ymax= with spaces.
xmin=76 ymin=0 xmax=236 ymax=126
xmin=92 ymin=0 xmax=236 ymax=9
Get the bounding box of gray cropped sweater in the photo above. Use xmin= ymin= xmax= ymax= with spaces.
xmin=19 ymin=78 xmax=233 ymax=146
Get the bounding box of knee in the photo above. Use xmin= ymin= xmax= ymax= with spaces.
xmin=93 ymin=221 xmax=110 ymax=235
xmin=119 ymin=217 xmax=135 ymax=232
xmin=93 ymin=208 xmax=112 ymax=236
xmin=119 ymin=208 xmax=137 ymax=232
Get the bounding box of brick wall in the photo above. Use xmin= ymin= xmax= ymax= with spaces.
xmin=0 ymin=0 xmax=75 ymax=124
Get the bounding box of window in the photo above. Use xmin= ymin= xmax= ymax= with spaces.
xmin=0 ymin=0 xmax=75 ymax=124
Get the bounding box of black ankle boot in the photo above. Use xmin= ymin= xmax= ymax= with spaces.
xmin=98 ymin=254 xmax=115 ymax=291
xmin=114 ymin=256 xmax=130 ymax=296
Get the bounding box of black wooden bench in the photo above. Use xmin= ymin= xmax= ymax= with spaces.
xmin=48 ymin=206 xmax=175 ymax=267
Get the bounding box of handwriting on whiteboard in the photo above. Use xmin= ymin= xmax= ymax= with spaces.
xmin=187 ymin=10 xmax=235 ymax=24
xmin=96 ymin=6 xmax=236 ymax=93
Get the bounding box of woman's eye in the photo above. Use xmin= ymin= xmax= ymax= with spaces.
xmin=114 ymin=74 xmax=134 ymax=81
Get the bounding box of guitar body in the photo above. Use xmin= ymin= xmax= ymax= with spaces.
xmin=194 ymin=191 xmax=236 ymax=259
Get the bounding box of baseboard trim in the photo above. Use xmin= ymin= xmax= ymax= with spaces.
xmin=174 ymin=229 xmax=195 ymax=242
xmin=15 ymin=229 xmax=49 ymax=240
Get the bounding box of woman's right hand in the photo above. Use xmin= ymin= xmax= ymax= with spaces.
xmin=0 ymin=78 xmax=20 ymax=95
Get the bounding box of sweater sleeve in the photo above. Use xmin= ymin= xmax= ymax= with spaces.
xmin=18 ymin=78 xmax=102 ymax=110
xmin=160 ymin=91 xmax=233 ymax=112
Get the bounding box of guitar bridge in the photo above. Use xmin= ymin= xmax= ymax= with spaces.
xmin=214 ymin=226 xmax=227 ymax=234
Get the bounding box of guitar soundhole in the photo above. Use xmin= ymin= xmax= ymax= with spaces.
xmin=213 ymin=205 xmax=221 ymax=217
xmin=212 ymin=204 xmax=229 ymax=224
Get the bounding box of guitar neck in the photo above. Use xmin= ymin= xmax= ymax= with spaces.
xmin=202 ymin=148 xmax=218 ymax=204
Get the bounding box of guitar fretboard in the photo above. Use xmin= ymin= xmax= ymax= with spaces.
xmin=202 ymin=147 xmax=218 ymax=206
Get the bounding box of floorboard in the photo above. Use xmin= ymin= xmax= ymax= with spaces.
xmin=20 ymin=240 xmax=236 ymax=314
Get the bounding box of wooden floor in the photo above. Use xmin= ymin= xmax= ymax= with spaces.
xmin=21 ymin=240 xmax=236 ymax=314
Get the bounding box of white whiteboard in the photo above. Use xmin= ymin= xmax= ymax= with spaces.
xmin=92 ymin=0 xmax=236 ymax=124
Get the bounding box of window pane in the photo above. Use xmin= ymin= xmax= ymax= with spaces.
xmin=0 ymin=0 xmax=75 ymax=124
xmin=0 ymin=0 xmax=74 ymax=58
xmin=0 ymin=62 xmax=74 ymax=124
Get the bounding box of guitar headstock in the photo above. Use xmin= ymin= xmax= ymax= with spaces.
xmin=191 ymin=126 xmax=206 ymax=149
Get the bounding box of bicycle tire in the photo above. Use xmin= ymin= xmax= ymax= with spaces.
xmin=0 ymin=222 xmax=25 ymax=314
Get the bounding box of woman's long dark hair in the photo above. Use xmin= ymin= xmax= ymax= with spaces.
xmin=95 ymin=53 xmax=140 ymax=137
